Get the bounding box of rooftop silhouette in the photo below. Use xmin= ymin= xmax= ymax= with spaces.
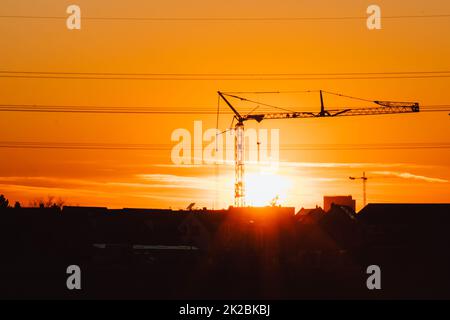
xmin=0 ymin=196 xmax=449 ymax=299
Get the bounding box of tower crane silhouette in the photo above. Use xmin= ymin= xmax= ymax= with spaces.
xmin=349 ymin=172 xmax=369 ymax=208
xmin=218 ymin=90 xmax=419 ymax=207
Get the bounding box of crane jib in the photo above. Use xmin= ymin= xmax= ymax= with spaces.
xmin=217 ymin=90 xmax=420 ymax=207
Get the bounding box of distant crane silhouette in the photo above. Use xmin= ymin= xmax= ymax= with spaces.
xmin=349 ymin=172 xmax=369 ymax=208
xmin=218 ymin=90 xmax=419 ymax=207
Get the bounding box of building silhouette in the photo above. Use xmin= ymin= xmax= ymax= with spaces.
xmin=0 ymin=201 xmax=449 ymax=299
xmin=324 ymin=195 xmax=356 ymax=212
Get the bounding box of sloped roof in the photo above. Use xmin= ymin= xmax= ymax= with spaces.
xmin=296 ymin=207 xmax=325 ymax=224
xmin=357 ymin=203 xmax=450 ymax=226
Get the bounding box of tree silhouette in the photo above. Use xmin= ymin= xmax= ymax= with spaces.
xmin=0 ymin=194 xmax=9 ymax=209
xmin=30 ymin=196 xmax=65 ymax=209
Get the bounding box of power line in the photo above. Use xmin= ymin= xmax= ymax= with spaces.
xmin=0 ymin=104 xmax=448 ymax=114
xmin=2 ymin=71 xmax=450 ymax=76
xmin=1 ymin=14 xmax=450 ymax=22
xmin=2 ymin=75 xmax=450 ymax=81
xmin=0 ymin=107 xmax=221 ymax=114
xmin=0 ymin=141 xmax=448 ymax=151
xmin=0 ymin=104 xmax=273 ymax=114
xmin=2 ymin=71 xmax=450 ymax=81
xmin=0 ymin=89 xmax=448 ymax=115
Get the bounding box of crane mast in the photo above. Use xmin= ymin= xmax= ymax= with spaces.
xmin=218 ymin=90 xmax=420 ymax=207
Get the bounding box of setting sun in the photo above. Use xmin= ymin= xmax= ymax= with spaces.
xmin=245 ymin=170 xmax=292 ymax=207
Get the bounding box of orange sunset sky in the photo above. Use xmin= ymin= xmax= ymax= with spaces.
xmin=0 ymin=0 xmax=449 ymax=211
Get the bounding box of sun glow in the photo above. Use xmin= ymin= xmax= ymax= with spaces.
xmin=245 ymin=169 xmax=292 ymax=207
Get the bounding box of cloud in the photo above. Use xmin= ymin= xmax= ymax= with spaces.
xmin=371 ymin=171 xmax=448 ymax=183
xmin=281 ymin=162 xmax=425 ymax=169
xmin=154 ymin=161 xmax=429 ymax=170
xmin=0 ymin=176 xmax=121 ymax=196
xmin=0 ymin=175 xmax=219 ymax=208
xmin=136 ymin=174 xmax=219 ymax=190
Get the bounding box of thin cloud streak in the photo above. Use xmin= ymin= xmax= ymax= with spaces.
xmin=371 ymin=171 xmax=448 ymax=183
xmin=137 ymin=174 xmax=219 ymax=190
xmin=154 ymin=161 xmax=430 ymax=169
